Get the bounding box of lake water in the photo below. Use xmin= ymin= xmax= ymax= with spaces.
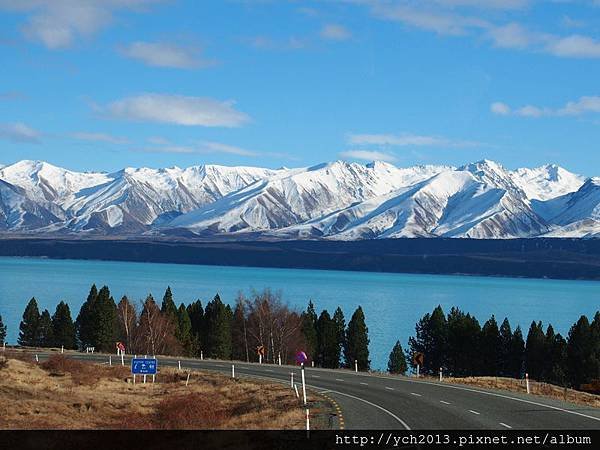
xmin=1 ymin=256 xmax=599 ymax=369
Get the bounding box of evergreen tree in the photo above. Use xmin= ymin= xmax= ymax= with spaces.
xmin=332 ymin=307 xmax=346 ymax=367
xmin=591 ymin=311 xmax=600 ymax=384
xmin=545 ymin=325 xmax=567 ymax=386
xmin=204 ymin=294 xmax=232 ymax=359
xmin=445 ymin=308 xmax=481 ymax=376
xmin=176 ymin=303 xmax=194 ymax=356
xmin=344 ymin=306 xmax=370 ymax=371
xmin=480 ymin=315 xmax=501 ymax=376
xmin=301 ymin=300 xmax=318 ymax=362
xmin=38 ymin=310 xmax=54 ymax=347
xmin=316 ymin=310 xmax=340 ymax=368
xmin=92 ymin=286 xmax=119 ymax=352
xmin=409 ymin=305 xmax=447 ymax=375
xmin=18 ymin=297 xmax=40 ymax=347
xmin=0 ymin=313 xmax=6 ymax=345
xmin=498 ymin=318 xmax=513 ymax=377
xmin=51 ymin=301 xmax=76 ymax=349
xmin=387 ymin=340 xmax=407 ymax=374
xmin=187 ymin=300 xmax=204 ymax=355
xmin=566 ymin=315 xmax=594 ymax=389
xmin=231 ymin=298 xmax=249 ymax=362
xmin=508 ymin=325 xmax=525 ymax=378
xmin=76 ymin=284 xmax=98 ymax=349
xmin=525 ymin=321 xmax=547 ymax=380
xmin=161 ymin=286 xmax=178 ymax=326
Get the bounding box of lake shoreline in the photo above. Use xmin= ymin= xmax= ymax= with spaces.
xmin=1 ymin=237 xmax=600 ymax=282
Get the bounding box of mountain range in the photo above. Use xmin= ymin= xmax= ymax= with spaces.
xmin=1 ymin=159 xmax=598 ymax=239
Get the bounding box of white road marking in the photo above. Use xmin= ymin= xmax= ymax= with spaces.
xmin=360 ymin=382 xmax=369 ymax=386
xmin=499 ymin=423 xmax=512 ymax=429
xmin=385 ymin=387 xmax=394 ymax=391
xmin=410 ymin=393 xmax=422 ymax=397
xmin=335 ymin=378 xmax=345 ymax=382
xmin=312 ymin=375 xmax=321 ymax=378
xmin=440 ymin=400 xmax=451 ymax=405
xmin=468 ymin=410 xmax=481 ymax=415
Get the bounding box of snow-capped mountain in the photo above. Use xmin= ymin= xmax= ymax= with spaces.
xmin=0 ymin=159 xmax=597 ymax=239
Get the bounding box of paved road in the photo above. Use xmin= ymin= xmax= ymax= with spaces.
xmin=35 ymin=352 xmax=600 ymax=430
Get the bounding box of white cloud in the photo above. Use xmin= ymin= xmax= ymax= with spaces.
xmin=0 ymin=0 xmax=162 ymax=49
xmin=490 ymin=102 xmax=511 ymax=115
xmin=103 ymin=93 xmax=250 ymax=127
xmin=339 ymin=149 xmax=398 ymax=163
xmin=71 ymin=131 xmax=129 ymax=144
xmin=347 ymin=133 xmax=479 ymax=148
xmin=0 ymin=122 xmax=41 ymax=143
xmin=120 ymin=41 xmax=215 ymax=69
xmin=199 ymin=141 xmax=258 ymax=157
xmin=491 ymin=96 xmax=600 ymax=117
xmin=547 ymin=35 xmax=600 ymax=58
xmin=320 ymin=24 xmax=352 ymax=41
xmin=435 ymin=0 xmax=529 ymax=9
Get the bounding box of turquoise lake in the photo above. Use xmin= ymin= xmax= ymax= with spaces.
xmin=1 ymin=256 xmax=599 ymax=369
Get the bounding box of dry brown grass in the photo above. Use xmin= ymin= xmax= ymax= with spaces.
xmin=440 ymin=376 xmax=600 ymax=408
xmin=0 ymin=354 xmax=316 ymax=430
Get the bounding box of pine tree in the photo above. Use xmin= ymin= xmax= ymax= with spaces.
xmin=38 ymin=310 xmax=54 ymax=347
xmin=525 ymin=321 xmax=547 ymax=380
xmin=409 ymin=305 xmax=447 ymax=375
xmin=344 ymin=306 xmax=370 ymax=371
xmin=204 ymin=294 xmax=232 ymax=359
xmin=161 ymin=286 xmax=178 ymax=327
xmin=566 ymin=315 xmax=594 ymax=389
xmin=545 ymin=325 xmax=567 ymax=386
xmin=316 ymin=310 xmax=340 ymax=368
xmin=509 ymin=325 xmax=525 ymax=378
xmin=51 ymin=301 xmax=76 ymax=349
xmin=498 ymin=318 xmax=513 ymax=377
xmin=231 ymin=298 xmax=249 ymax=362
xmin=445 ymin=308 xmax=481 ymax=376
xmin=332 ymin=307 xmax=346 ymax=367
xmin=301 ymin=300 xmax=318 ymax=362
xmin=92 ymin=286 xmax=119 ymax=352
xmin=18 ymin=297 xmax=40 ymax=347
xmin=0 ymin=313 xmax=6 ymax=345
xmin=76 ymin=284 xmax=98 ymax=349
xmin=187 ymin=300 xmax=204 ymax=356
xmin=387 ymin=340 xmax=407 ymax=374
xmin=480 ymin=315 xmax=501 ymax=376
xmin=176 ymin=303 xmax=194 ymax=356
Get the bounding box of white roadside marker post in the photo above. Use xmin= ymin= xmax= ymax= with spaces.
xmin=439 ymin=367 xmax=443 ymax=382
xmin=416 ymin=364 xmax=420 ymax=378
xmin=259 ymin=354 xmax=262 ymax=365
xmin=143 ymin=374 xmax=147 ymax=384
xmin=311 ymin=361 xmax=314 ymax=368
xmin=109 ymin=355 xmax=112 ymax=366
xmin=61 ymin=345 xmax=64 ymax=354
xmin=278 ymin=353 xmax=281 ymax=366
xmin=2 ymin=342 xmax=5 ymax=352
xmin=290 ymin=372 xmax=294 ymax=388
xmin=306 ymin=409 xmax=310 ymax=435
xmin=301 ymin=363 xmax=307 ymax=406
xmin=232 ymin=364 xmax=235 ymax=379
xmin=525 ymin=373 xmax=530 ymax=394
xmin=294 ymin=384 xmax=300 ymax=399
xmin=200 ymin=351 xmax=203 ymax=361
xmin=121 ymin=353 xmax=124 ymax=366
xmin=178 ymin=360 xmax=181 ymax=371
xmin=354 ymin=360 xmax=358 ymax=373
xmin=186 ymin=373 xmax=191 ymax=387
xmin=152 ymin=374 xmax=155 ymax=384
xmin=35 ymin=354 xmax=39 ymax=363
xmin=133 ymin=374 xmax=136 ymax=385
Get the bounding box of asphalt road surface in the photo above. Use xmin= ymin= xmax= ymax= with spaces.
xmin=33 ymin=351 xmax=600 ymax=430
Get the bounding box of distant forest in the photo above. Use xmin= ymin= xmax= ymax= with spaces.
xmin=2 ymin=237 xmax=600 ymax=280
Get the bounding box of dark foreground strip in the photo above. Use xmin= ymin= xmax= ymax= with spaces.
xmin=0 ymin=430 xmax=596 ymax=450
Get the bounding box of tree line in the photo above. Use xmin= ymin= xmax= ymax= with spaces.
xmin=400 ymin=305 xmax=600 ymax=389
xmin=300 ymin=301 xmax=370 ymax=370
xmin=11 ymin=285 xmax=370 ymax=369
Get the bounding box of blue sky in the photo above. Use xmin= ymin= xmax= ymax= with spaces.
xmin=1 ymin=0 xmax=600 ymax=175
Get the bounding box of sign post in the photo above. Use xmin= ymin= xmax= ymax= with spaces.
xmin=301 ymin=363 xmax=307 ymax=406
xmin=413 ymin=352 xmax=424 ymax=377
xmin=131 ymin=357 xmax=158 ymax=386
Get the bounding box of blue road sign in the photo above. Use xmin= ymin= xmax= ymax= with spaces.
xmin=131 ymin=358 xmax=157 ymax=375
